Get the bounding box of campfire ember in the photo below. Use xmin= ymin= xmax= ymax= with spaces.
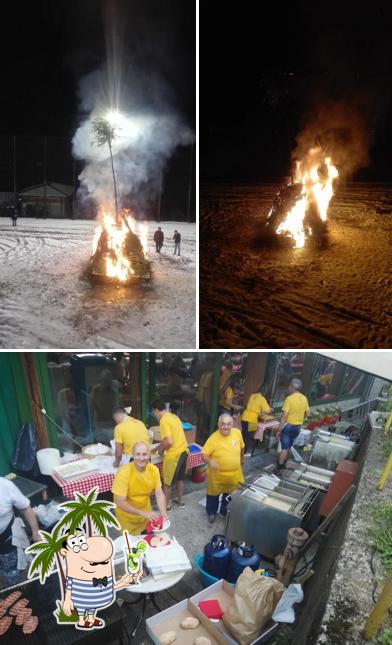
xmin=89 ymin=209 xmax=151 ymax=283
xmin=266 ymin=146 xmax=339 ymax=248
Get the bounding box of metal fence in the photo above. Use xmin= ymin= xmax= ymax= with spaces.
xmin=341 ymin=398 xmax=379 ymax=421
xmin=0 ymin=135 xmax=195 ymax=221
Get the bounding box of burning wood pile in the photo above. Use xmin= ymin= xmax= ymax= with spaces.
xmin=89 ymin=209 xmax=150 ymax=283
xmin=86 ymin=114 xmax=151 ymax=284
xmin=265 ymin=146 xmax=339 ymax=248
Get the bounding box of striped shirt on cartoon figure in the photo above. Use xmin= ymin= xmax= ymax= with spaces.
xmin=61 ymin=532 xmax=139 ymax=631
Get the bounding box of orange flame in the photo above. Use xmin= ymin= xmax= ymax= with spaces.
xmin=102 ymin=212 xmax=134 ymax=282
xmin=138 ymin=222 xmax=149 ymax=258
xmin=91 ymin=209 xmax=149 ymax=282
xmin=276 ymin=146 xmax=339 ymax=248
xmin=124 ymin=211 xmax=149 ymax=258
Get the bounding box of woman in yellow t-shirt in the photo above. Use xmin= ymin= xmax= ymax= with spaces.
xmin=202 ymin=414 xmax=244 ymax=523
xmin=241 ymin=385 xmax=273 ymax=455
xmin=112 ymin=441 xmax=167 ymax=534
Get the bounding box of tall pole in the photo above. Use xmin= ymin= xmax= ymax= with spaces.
xmin=186 ymin=141 xmax=194 ymax=223
xmin=43 ymin=135 xmax=47 ymax=216
xmin=107 ymin=138 xmax=119 ymax=224
xmin=364 ymin=575 xmax=392 ymax=640
xmin=13 ymin=135 xmax=16 ymax=202
xmin=210 ymin=354 xmax=223 ymax=434
xmin=157 ymin=170 xmax=162 ymax=222
xmin=106 ymin=135 xmax=133 ymax=234
xmin=72 ymin=159 xmax=76 ymax=218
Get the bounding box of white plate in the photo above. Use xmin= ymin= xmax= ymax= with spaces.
xmin=151 ymin=518 xmax=171 ymax=533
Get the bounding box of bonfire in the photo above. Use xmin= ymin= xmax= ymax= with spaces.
xmin=89 ymin=209 xmax=150 ymax=283
xmin=88 ymin=114 xmax=151 ymax=283
xmin=266 ymin=146 xmax=339 ymax=248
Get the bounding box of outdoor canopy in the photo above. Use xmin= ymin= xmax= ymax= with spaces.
xmin=318 ymin=352 xmax=392 ymax=383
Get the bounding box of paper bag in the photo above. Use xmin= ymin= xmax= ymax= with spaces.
xmin=223 ymin=567 xmax=285 ymax=645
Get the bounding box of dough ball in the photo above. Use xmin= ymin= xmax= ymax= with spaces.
xmin=180 ymin=616 xmax=200 ymax=629
xmin=193 ymin=638 xmax=212 ymax=645
xmin=159 ymin=631 xmax=177 ymax=645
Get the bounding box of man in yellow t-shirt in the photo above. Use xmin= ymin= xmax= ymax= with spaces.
xmin=202 ymin=414 xmax=244 ymax=523
xmin=276 ymin=378 xmax=310 ymax=472
xmin=241 ymin=386 xmax=273 ymax=455
xmin=152 ymin=399 xmax=189 ymax=510
xmin=112 ymin=407 xmax=149 ymax=468
xmin=112 ymin=441 xmax=167 ymax=534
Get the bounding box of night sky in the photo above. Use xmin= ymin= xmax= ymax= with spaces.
xmin=0 ymin=0 xmax=195 ymax=137
xmin=0 ymin=0 xmax=195 ymax=211
xmin=201 ymin=0 xmax=392 ymax=182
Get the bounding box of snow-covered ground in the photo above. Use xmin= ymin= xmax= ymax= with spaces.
xmin=200 ymin=183 xmax=392 ymax=348
xmin=0 ymin=219 xmax=195 ymax=349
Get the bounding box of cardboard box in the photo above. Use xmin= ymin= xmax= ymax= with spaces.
xmin=146 ymin=598 xmax=227 ymax=644
xmin=190 ymin=580 xmax=278 ymax=645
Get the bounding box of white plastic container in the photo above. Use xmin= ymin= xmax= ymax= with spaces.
xmin=36 ymin=448 xmax=61 ymax=475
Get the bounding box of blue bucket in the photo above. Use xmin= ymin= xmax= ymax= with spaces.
xmin=194 ymin=554 xmax=235 ymax=588
xmin=188 ymin=443 xmax=201 ymax=454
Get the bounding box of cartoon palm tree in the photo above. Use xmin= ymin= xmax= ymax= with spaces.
xmin=26 ymin=525 xmax=79 ymax=623
xmin=26 ymin=488 xmax=122 ymax=625
xmin=56 ymin=487 xmax=120 ymax=537
xmin=26 ymin=523 xmax=66 ymax=589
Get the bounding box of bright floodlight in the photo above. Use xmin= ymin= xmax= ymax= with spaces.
xmin=106 ymin=110 xmax=123 ymax=127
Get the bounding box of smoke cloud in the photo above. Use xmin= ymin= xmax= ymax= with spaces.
xmin=72 ymin=68 xmax=194 ymax=216
xmin=293 ymin=101 xmax=370 ymax=178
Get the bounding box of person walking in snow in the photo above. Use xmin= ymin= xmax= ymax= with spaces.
xmin=11 ymin=206 xmax=18 ymax=227
xmin=173 ymin=230 xmax=181 ymax=256
xmin=154 ymin=227 xmax=164 ymax=253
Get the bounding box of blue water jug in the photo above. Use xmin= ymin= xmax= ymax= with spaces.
xmin=203 ymin=534 xmax=232 ymax=579
xmin=227 ymin=543 xmax=261 ymax=583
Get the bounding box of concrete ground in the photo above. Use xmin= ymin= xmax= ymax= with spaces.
xmin=317 ymin=421 xmax=392 ymax=645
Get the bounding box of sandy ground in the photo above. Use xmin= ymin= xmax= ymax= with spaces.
xmin=200 ymin=183 xmax=392 ymax=348
xmin=0 ymin=218 xmax=195 ymax=349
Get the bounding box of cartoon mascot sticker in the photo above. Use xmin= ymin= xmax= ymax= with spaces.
xmin=26 ymin=487 xmax=148 ymax=631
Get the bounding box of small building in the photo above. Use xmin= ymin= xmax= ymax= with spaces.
xmin=19 ymin=182 xmax=74 ymax=218
xmin=0 ymin=192 xmax=16 ymax=218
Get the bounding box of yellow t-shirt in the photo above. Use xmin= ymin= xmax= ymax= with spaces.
xmin=159 ymin=412 xmax=189 ymax=458
xmin=242 ymin=393 xmax=270 ymax=424
xmin=111 ymin=462 xmax=161 ymax=516
xmin=283 ymin=392 xmax=310 ymax=426
xmin=219 ymin=386 xmax=234 ymax=410
xmin=114 ymin=417 xmax=149 ymax=455
xmin=202 ymin=428 xmax=245 ymax=496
